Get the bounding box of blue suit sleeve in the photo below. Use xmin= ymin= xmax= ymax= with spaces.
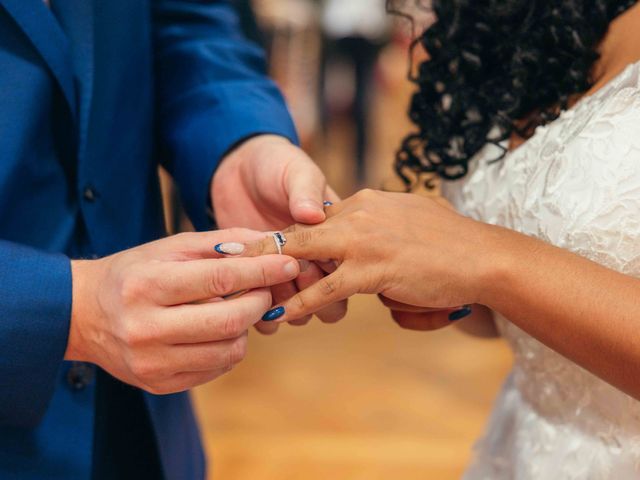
xmin=0 ymin=241 xmax=72 ymax=427
xmin=153 ymin=0 xmax=299 ymax=231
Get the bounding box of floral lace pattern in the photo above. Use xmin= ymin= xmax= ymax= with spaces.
xmin=442 ymin=62 xmax=640 ymax=479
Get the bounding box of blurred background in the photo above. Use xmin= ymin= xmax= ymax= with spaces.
xmin=166 ymin=0 xmax=514 ymax=478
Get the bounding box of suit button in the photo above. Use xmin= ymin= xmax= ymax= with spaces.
xmin=83 ymin=186 xmax=98 ymax=202
xmin=67 ymin=362 xmax=95 ymax=391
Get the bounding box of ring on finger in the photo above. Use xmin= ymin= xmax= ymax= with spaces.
xmin=272 ymin=231 xmax=287 ymax=255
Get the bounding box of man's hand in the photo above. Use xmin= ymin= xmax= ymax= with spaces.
xmin=211 ymin=135 xmax=347 ymax=331
xmin=212 ymin=135 xmax=337 ymax=230
xmin=65 ymin=230 xmax=300 ymax=394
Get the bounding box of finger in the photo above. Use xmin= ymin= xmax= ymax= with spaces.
xmin=391 ymin=310 xmax=453 ymax=331
xmin=297 ymin=263 xmax=347 ymax=324
xmin=325 ymin=186 xmax=341 ymax=203
xmin=262 ymin=267 xmax=356 ymax=323
xmin=285 ymin=156 xmax=327 ymax=224
xmin=272 ymin=280 xmax=312 ymax=326
xmin=315 ymin=260 xmax=338 ymax=274
xmin=378 ymin=295 xmax=444 ymax=313
xmin=254 ymin=321 xmax=280 ymax=335
xmin=168 ymin=333 xmax=249 ymax=373
xmin=150 ymin=256 xmax=299 ymax=305
xmin=272 ymin=279 xmax=299 ymax=305
xmin=149 ymin=366 xmax=234 ymax=394
xmin=155 ymin=229 xmax=267 ymax=260
xmin=159 ymin=289 xmax=272 ymax=344
xmin=322 ymin=187 xmax=345 ymax=220
xmin=255 ymin=276 xmax=308 ymax=331
xmin=287 ymin=316 xmax=313 ymax=327
xmin=243 ymin=226 xmax=343 ymax=261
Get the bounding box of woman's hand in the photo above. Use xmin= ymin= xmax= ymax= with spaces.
xmin=219 ymin=189 xmax=500 ymax=323
xmin=212 ymin=134 xmax=347 ymax=332
xmin=380 ymin=296 xmax=499 ymax=336
xmin=379 ymin=296 xmax=471 ymax=331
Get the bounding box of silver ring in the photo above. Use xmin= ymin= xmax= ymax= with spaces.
xmin=272 ymin=232 xmax=287 ymax=255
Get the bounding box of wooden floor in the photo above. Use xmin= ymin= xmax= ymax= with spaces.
xmin=192 ymin=39 xmax=513 ymax=480
xmin=194 ymin=296 xmax=512 ymax=479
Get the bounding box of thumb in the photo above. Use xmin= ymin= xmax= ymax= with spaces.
xmin=285 ymin=154 xmax=327 ymax=224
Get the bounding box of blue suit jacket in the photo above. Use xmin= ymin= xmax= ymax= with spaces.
xmin=0 ymin=0 xmax=297 ymax=478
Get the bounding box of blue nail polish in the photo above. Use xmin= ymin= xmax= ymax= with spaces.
xmin=449 ymin=306 xmax=473 ymax=322
xmin=262 ymin=306 xmax=286 ymax=322
xmin=323 ymin=201 xmax=334 ymax=207
xmin=214 ymin=243 xmax=225 ymax=254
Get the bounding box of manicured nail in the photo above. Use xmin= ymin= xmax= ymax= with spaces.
xmin=262 ymin=306 xmax=286 ymax=322
xmin=323 ymin=201 xmax=334 ymax=207
xmin=298 ymin=259 xmax=311 ymax=272
xmin=214 ymin=242 xmax=245 ymax=255
xmin=449 ymin=306 xmax=473 ymax=322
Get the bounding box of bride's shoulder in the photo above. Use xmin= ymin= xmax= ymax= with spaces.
xmin=566 ymin=63 xmax=640 ymax=171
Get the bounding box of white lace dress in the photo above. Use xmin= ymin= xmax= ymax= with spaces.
xmin=442 ymin=61 xmax=640 ymax=479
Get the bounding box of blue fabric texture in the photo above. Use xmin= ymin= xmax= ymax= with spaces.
xmin=0 ymin=0 xmax=297 ymax=478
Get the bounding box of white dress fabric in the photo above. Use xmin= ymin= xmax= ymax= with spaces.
xmin=442 ymin=61 xmax=640 ymax=480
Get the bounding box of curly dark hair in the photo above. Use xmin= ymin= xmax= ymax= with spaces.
xmin=390 ymin=0 xmax=638 ymax=188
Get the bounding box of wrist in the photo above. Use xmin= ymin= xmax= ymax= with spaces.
xmin=472 ymin=224 xmax=530 ymax=309
xmin=65 ymin=259 xmax=105 ymax=362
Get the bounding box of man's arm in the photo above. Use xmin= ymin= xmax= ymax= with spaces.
xmin=0 ymin=241 xmax=72 ymax=427
xmin=153 ymin=0 xmax=298 ymax=231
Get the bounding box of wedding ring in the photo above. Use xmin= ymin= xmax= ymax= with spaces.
xmin=323 ymin=201 xmax=334 ymax=207
xmin=272 ymin=231 xmax=287 ymax=255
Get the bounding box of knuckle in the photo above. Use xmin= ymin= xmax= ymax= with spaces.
xmin=252 ymin=239 xmax=267 ymax=256
xmin=220 ymin=311 xmax=245 ymax=339
xmin=291 ymin=293 xmax=308 ymax=312
xmin=355 ymin=188 xmax=376 ymax=200
xmin=284 ymin=223 xmax=304 ymax=235
xmin=294 ymin=229 xmax=318 ymax=248
xmin=120 ymin=321 xmax=148 ymax=348
xmin=319 ymin=278 xmax=337 ymax=295
xmin=319 ymin=274 xmax=343 ymax=296
xmin=143 ymin=383 xmax=172 ymax=396
xmin=350 ymin=209 xmax=370 ymax=223
xmin=128 ymin=355 xmax=160 ymax=383
xmin=227 ymin=335 xmax=248 ymax=366
xmin=208 ymin=265 xmax=236 ymax=296
xmin=258 ymin=263 xmax=269 ymax=288
xmin=119 ymin=272 xmax=149 ymax=305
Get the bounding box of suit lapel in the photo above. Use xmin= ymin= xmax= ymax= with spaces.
xmin=52 ymin=0 xmax=94 ymax=163
xmin=0 ymin=0 xmax=77 ymax=118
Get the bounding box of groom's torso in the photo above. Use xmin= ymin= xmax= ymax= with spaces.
xmin=0 ymin=0 xmax=166 ymax=255
xmin=0 ymin=1 xmax=204 ymax=478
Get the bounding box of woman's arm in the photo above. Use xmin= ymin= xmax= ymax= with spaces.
xmin=480 ymin=224 xmax=640 ymax=399
xmin=224 ymin=189 xmax=640 ymax=400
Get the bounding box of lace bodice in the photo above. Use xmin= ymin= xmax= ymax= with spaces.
xmin=443 ymin=62 xmax=640 ymax=479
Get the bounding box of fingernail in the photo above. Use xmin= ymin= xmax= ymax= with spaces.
xmin=323 ymin=201 xmax=334 ymax=207
xmin=449 ymin=306 xmax=473 ymax=322
xmin=214 ymin=242 xmax=245 ymax=255
xmin=262 ymin=306 xmax=286 ymax=322
xmin=284 ymin=261 xmax=299 ymax=277
xmin=298 ymin=259 xmax=311 ymax=272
